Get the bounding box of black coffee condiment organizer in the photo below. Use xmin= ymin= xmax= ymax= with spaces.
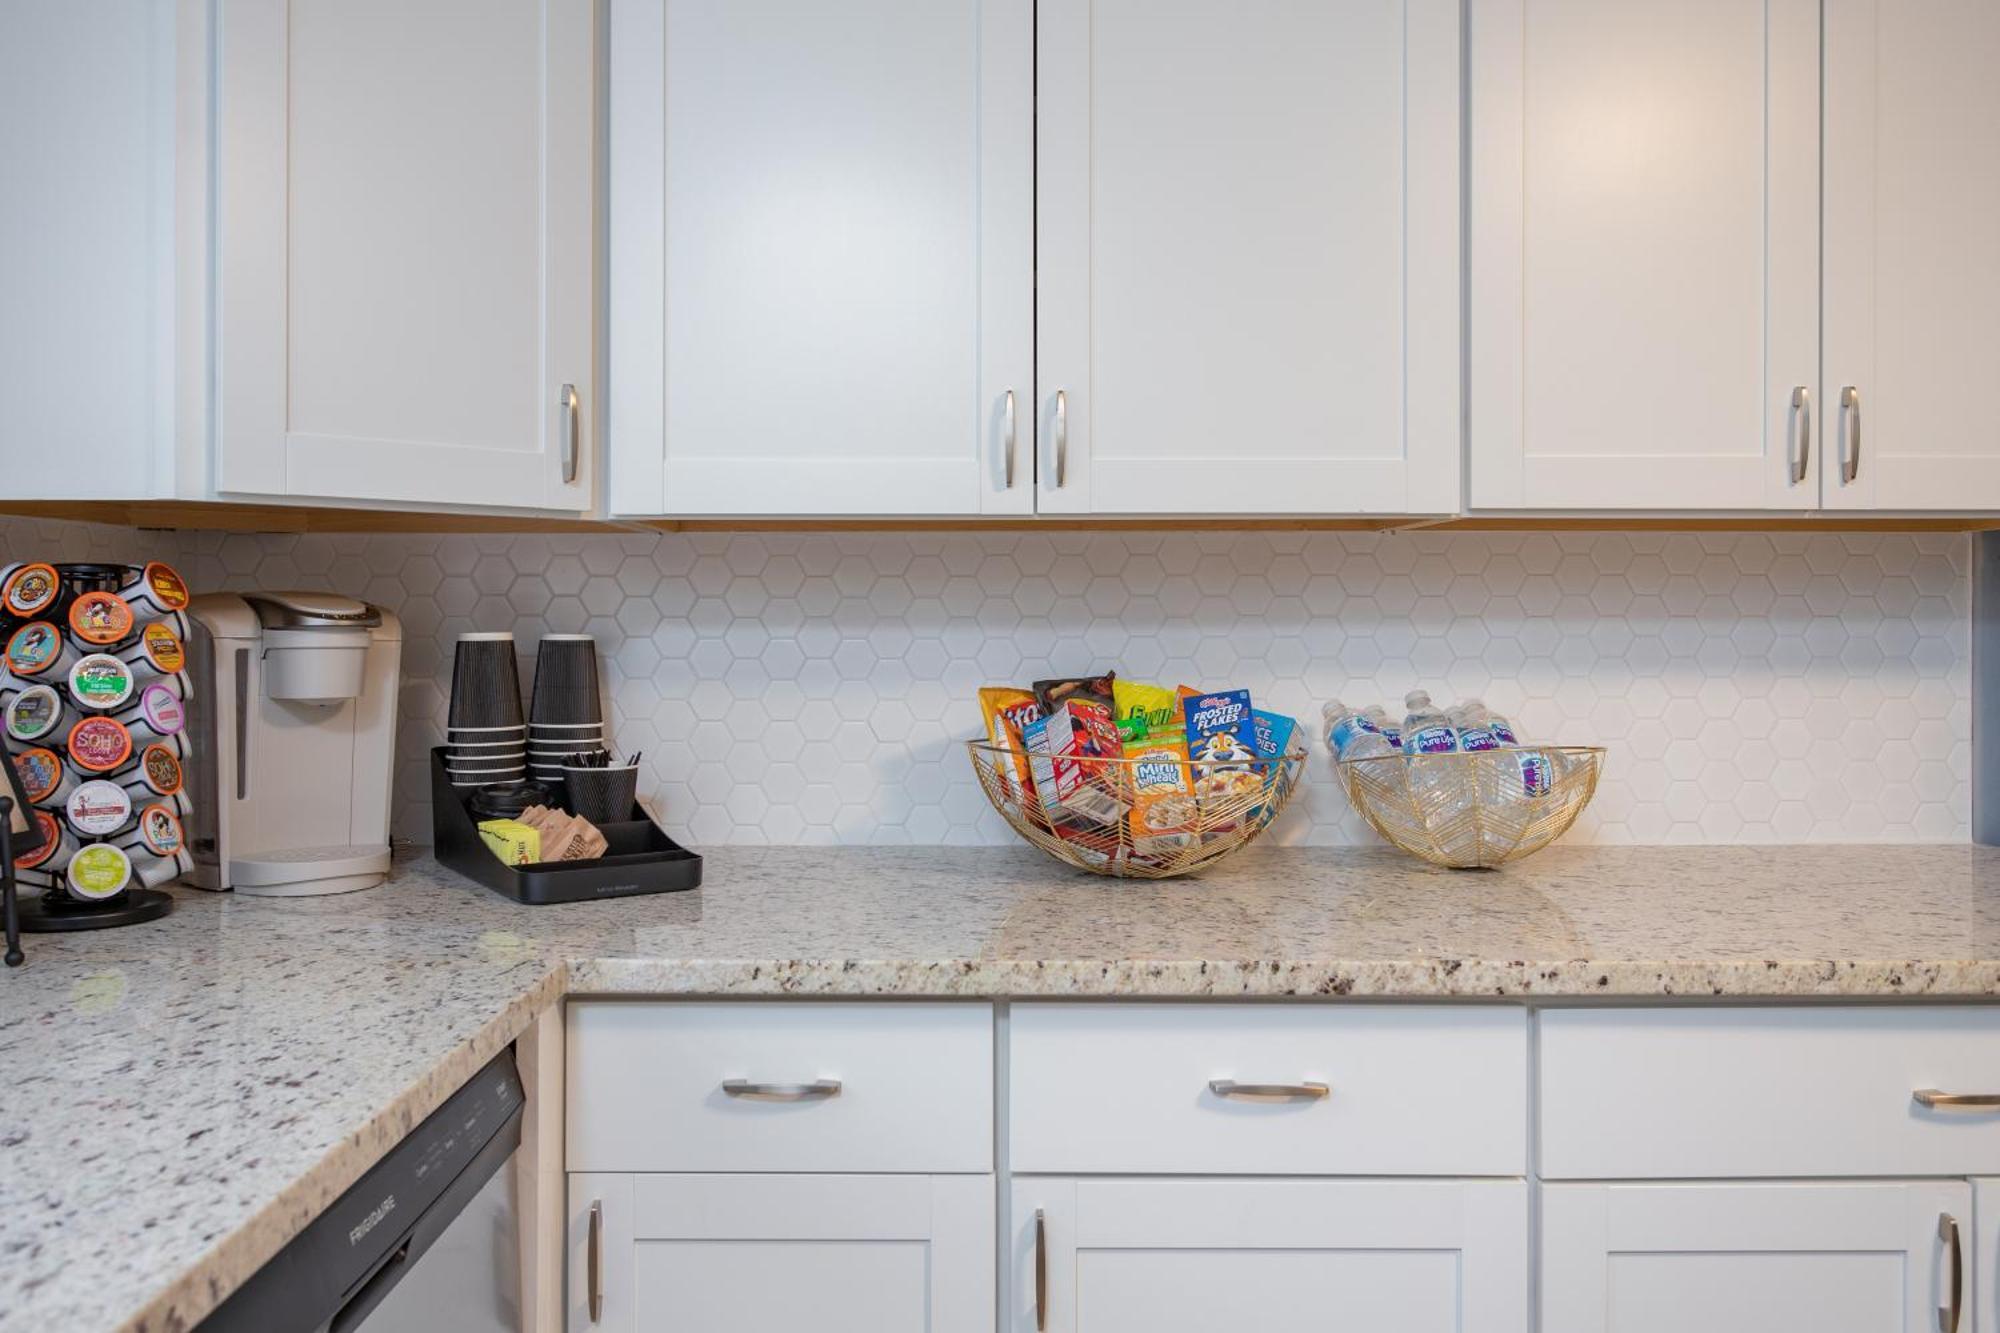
xmin=2 ymin=560 xmax=189 ymax=946
xmin=429 ymin=749 xmax=700 ymax=905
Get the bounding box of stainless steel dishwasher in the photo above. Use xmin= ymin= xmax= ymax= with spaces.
xmin=199 ymin=1049 xmax=525 ymax=1333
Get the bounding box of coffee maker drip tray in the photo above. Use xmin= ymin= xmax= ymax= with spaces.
xmin=229 ymin=844 xmax=392 ymax=897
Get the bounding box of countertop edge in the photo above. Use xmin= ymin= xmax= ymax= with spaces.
xmin=116 ymin=962 xmax=569 ymax=1333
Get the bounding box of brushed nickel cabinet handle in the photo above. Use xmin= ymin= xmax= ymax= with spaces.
xmin=1005 ymin=389 xmax=1017 ymax=489
xmin=1034 ymin=1208 xmax=1047 ymax=1333
xmin=1054 ymin=389 xmax=1068 ymax=489
xmin=720 ymin=1078 xmax=842 ymax=1101
xmin=1840 ymin=384 xmax=1862 ymax=484
xmin=1207 ymin=1079 xmax=1330 ymax=1103
xmin=1914 ymin=1089 xmax=2000 ymax=1110
xmin=1941 ymin=1212 xmax=1962 ymax=1333
xmin=587 ymin=1200 xmax=603 ymax=1323
xmin=561 ymin=383 xmax=581 ymax=485
xmin=1790 ymin=385 xmax=1812 ymax=484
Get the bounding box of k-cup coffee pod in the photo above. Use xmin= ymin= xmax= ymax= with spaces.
xmin=119 ymin=802 xmax=185 ymax=858
xmin=68 ymin=653 xmax=137 ymax=713
xmin=134 ymin=847 xmax=191 ymax=889
xmin=120 ymin=743 xmax=184 ymax=799
xmin=65 ymin=842 xmax=133 ymax=902
xmin=14 ymin=809 xmax=69 ymax=872
xmin=5 ymin=621 xmax=69 ymax=678
xmin=13 ymin=745 xmax=72 ymax=806
xmin=116 ymin=621 xmax=187 ymax=681
xmin=66 ymin=715 xmax=134 ymax=774
xmin=114 ymin=682 xmax=186 ymax=747
xmin=120 ymin=561 xmax=191 ymax=617
xmin=5 ymin=684 xmax=65 ymax=744
xmin=0 ymin=562 xmax=61 ymax=619
xmin=68 ymin=590 xmax=136 ymax=648
xmin=65 ymin=779 xmax=134 ymax=839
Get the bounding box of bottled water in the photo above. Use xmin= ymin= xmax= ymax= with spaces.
xmin=1458 ymin=697 xmax=1519 ymax=747
xmin=1401 ymin=690 xmax=1460 ymax=755
xmin=1322 ymin=700 xmax=1397 ymax=760
xmin=1449 ymin=701 xmax=1503 ymax=753
xmin=1363 ymin=705 xmax=1402 ymax=751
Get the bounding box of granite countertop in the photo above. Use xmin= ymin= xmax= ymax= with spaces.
xmin=11 ymin=841 xmax=2000 ymax=1332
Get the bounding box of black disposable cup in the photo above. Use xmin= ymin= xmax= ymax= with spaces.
xmin=561 ymin=764 xmax=638 ymax=825
xmin=530 ymin=635 xmax=602 ymax=726
xmin=448 ymin=633 xmax=524 ymax=731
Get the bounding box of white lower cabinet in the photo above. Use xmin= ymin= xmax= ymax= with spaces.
xmin=568 ymin=1172 xmax=994 ymax=1333
xmin=1011 ymin=1178 xmax=1529 ymax=1333
xmin=1541 ymin=1181 xmax=1969 ymax=1333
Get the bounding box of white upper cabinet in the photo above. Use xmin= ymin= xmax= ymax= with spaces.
xmin=215 ymin=0 xmax=594 ymax=511
xmin=1822 ymin=0 xmax=2000 ymax=510
xmin=607 ymin=0 xmax=1034 ymax=517
xmin=1036 ymin=0 xmax=1462 ymax=516
xmin=1469 ymin=0 xmax=1823 ymax=511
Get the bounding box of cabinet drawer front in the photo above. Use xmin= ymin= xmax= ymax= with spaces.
xmin=567 ymin=1002 xmax=992 ymax=1173
xmin=1009 ymin=1004 xmax=1528 ymax=1175
xmin=1540 ymin=1007 xmax=2000 ymax=1178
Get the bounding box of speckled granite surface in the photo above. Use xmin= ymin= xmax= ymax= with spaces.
xmin=11 ymin=841 xmax=2000 ymax=1332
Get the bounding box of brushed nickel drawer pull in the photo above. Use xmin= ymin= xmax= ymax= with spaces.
xmin=1004 ymin=388 xmax=1017 ymax=489
xmin=1790 ymin=385 xmax=1812 ymax=485
xmin=1208 ymin=1079 xmax=1330 ymax=1103
xmin=1034 ymin=1208 xmax=1048 ymax=1333
xmin=1840 ymin=384 xmax=1862 ymax=484
xmin=587 ymin=1200 xmax=603 ymax=1323
xmin=720 ymin=1078 xmax=842 ymax=1101
xmin=1914 ymin=1089 xmax=2000 ymax=1110
xmin=1941 ymin=1212 xmax=1962 ymax=1333
xmin=561 ymin=383 xmax=581 ymax=484
xmin=1054 ymin=389 xmax=1068 ymax=488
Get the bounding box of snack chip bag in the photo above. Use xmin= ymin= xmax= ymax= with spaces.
xmin=1032 ymin=672 xmax=1116 ymax=713
xmin=978 ymin=686 xmax=1043 ymax=798
xmin=1124 ymin=734 xmax=1197 ymax=859
xmin=1111 ymin=679 xmax=1180 ymax=736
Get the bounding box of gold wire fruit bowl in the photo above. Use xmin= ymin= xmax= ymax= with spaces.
xmin=967 ymin=740 xmax=1307 ymax=879
xmin=1336 ymin=746 xmax=1606 ymax=868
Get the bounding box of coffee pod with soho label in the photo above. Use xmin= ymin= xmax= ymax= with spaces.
xmin=0 ymin=562 xmax=61 ymax=619
xmin=66 ymin=715 xmax=134 ymax=775
xmin=5 ymin=684 xmax=65 ymax=746
xmin=13 ymin=745 xmax=75 ymax=807
xmin=65 ymin=779 xmax=133 ymax=839
xmin=118 ymin=802 xmax=185 ymax=859
xmin=119 ymin=561 xmax=191 ymax=619
xmin=68 ymin=653 xmax=137 ymax=713
xmin=114 ymin=683 xmax=186 ymax=748
xmin=65 ymin=842 xmax=133 ymax=902
xmin=68 ymin=590 xmax=136 ymax=649
xmin=119 ymin=744 xmax=184 ymax=800
xmin=115 ymin=622 xmax=187 ymax=682
xmin=5 ymin=620 xmax=71 ymax=680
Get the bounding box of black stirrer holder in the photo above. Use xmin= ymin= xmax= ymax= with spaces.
xmin=2 ymin=796 xmax=22 ymax=968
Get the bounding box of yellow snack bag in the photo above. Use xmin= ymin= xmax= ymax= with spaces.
xmin=978 ymin=686 xmax=1043 ymax=797
xmin=477 ymin=818 xmax=541 ymax=866
xmin=1124 ymin=734 xmax=1198 ymax=860
xmin=1112 ymin=679 xmax=1180 ymax=735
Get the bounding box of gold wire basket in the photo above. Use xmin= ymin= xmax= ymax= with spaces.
xmin=968 ymin=740 xmax=1308 ymax=879
xmin=1335 ymin=746 xmax=1606 ymax=868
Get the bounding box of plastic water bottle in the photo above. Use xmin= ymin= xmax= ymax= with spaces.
xmin=1363 ymin=705 xmax=1403 ymax=751
xmin=1322 ymin=700 xmax=1396 ymax=760
xmin=1402 ymin=690 xmax=1460 ymax=755
xmin=1459 ymin=697 xmax=1520 ymax=747
xmin=1449 ymin=701 xmax=1504 ymax=753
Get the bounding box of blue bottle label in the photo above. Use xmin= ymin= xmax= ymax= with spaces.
xmin=1409 ymin=725 xmax=1459 ymax=755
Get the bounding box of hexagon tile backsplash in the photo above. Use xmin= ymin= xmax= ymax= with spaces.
xmin=3 ymin=517 xmax=1968 ymax=846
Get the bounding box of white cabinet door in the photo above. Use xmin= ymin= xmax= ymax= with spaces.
xmin=1822 ymin=0 xmax=2000 ymax=510
xmin=607 ymin=0 xmax=1033 ymax=517
xmin=1469 ymin=0 xmax=1821 ymax=510
xmin=570 ymin=1173 xmax=993 ymax=1333
xmin=216 ymin=0 xmax=593 ymax=510
xmin=1012 ymin=1178 xmax=1527 ymax=1333
xmin=1543 ymin=1181 xmax=1969 ymax=1333
xmin=1036 ymin=0 xmax=1462 ymax=516
xmin=1975 ymin=1179 xmax=2000 ymax=1333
